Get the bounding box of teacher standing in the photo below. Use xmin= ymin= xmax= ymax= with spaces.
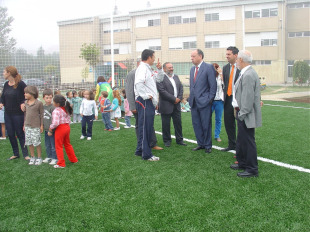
xmin=0 ymin=66 xmax=29 ymax=160
xmin=188 ymin=49 xmax=217 ymax=153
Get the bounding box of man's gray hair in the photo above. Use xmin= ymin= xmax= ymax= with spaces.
xmin=238 ymin=50 xmax=253 ymax=64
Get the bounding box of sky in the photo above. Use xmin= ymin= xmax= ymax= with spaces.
xmin=1 ymin=0 xmax=208 ymax=54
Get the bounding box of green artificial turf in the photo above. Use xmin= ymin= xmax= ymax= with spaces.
xmin=0 ymin=101 xmax=309 ymax=231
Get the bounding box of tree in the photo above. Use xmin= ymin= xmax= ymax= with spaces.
xmin=81 ymin=66 xmax=89 ymax=82
xmin=0 ymin=7 xmax=16 ymax=69
xmin=79 ymin=43 xmax=100 ymax=82
xmin=293 ymin=60 xmax=310 ymax=86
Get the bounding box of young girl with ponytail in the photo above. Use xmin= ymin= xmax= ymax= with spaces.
xmin=48 ymin=95 xmax=78 ymax=168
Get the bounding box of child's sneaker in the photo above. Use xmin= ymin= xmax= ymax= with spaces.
xmin=29 ymin=157 xmax=36 ymax=165
xmin=108 ymin=129 xmax=113 ymax=131
xmin=35 ymin=158 xmax=43 ymax=165
xmin=80 ymin=135 xmax=85 ymax=139
xmin=147 ymin=156 xmax=160 ymax=161
xmin=49 ymin=159 xmax=58 ymax=165
xmin=43 ymin=158 xmax=52 ymax=163
xmin=124 ymin=126 xmax=131 ymax=129
xmin=87 ymin=137 xmax=91 ymax=140
xmin=114 ymin=127 xmax=120 ymax=130
xmin=54 ymin=164 xmax=64 ymax=169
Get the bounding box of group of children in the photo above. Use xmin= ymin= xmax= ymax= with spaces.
xmin=6 ymin=86 xmax=133 ymax=168
xmin=22 ymin=87 xmax=78 ymax=168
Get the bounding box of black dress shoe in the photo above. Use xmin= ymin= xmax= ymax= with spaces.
xmin=177 ymin=142 xmax=187 ymax=146
xmin=237 ymin=171 xmax=258 ymax=178
xmin=221 ymin=147 xmax=235 ymax=152
xmin=192 ymin=146 xmax=204 ymax=151
xmin=230 ymin=164 xmax=245 ymax=170
xmin=164 ymin=142 xmax=171 ymax=147
xmin=205 ymin=148 xmax=212 ymax=153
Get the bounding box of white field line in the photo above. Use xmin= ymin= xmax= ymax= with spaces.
xmin=264 ymin=104 xmax=310 ymax=110
xmin=112 ymin=121 xmax=310 ymax=174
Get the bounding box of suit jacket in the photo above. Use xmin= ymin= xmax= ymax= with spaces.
xmin=125 ymin=69 xmax=136 ymax=111
xmin=157 ymin=74 xmax=183 ymax=114
xmin=223 ymin=63 xmax=241 ymax=103
xmin=235 ymin=66 xmax=262 ymax=129
xmin=188 ymin=62 xmax=217 ymax=109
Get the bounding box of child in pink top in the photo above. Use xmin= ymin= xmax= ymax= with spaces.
xmin=121 ymin=89 xmax=132 ymax=129
xmin=48 ymin=95 xmax=78 ymax=168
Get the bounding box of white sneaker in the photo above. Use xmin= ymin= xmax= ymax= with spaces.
xmin=43 ymin=158 xmax=52 ymax=163
xmin=87 ymin=137 xmax=91 ymax=140
xmin=124 ymin=126 xmax=131 ymax=129
xmin=54 ymin=164 xmax=64 ymax=169
xmin=0 ymin=137 xmax=6 ymax=140
xmin=35 ymin=158 xmax=43 ymax=165
xmin=80 ymin=135 xmax=85 ymax=139
xmin=147 ymin=156 xmax=160 ymax=161
xmin=49 ymin=159 xmax=58 ymax=165
xmin=29 ymin=157 xmax=36 ymax=165
xmin=114 ymin=127 xmax=120 ymax=130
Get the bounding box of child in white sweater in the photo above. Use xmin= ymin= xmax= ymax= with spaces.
xmin=80 ymin=90 xmax=98 ymax=140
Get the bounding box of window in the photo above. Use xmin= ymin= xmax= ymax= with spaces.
xmin=148 ymin=19 xmax=160 ymax=27
xmin=304 ymin=31 xmax=310 ymax=37
xmin=183 ymin=41 xmax=196 ymax=49
xmin=262 ymin=8 xmax=278 ymax=17
xmin=253 ymin=60 xmax=272 ymax=65
xmin=205 ymin=13 xmax=219 ymax=21
xmin=183 ymin=17 xmax=196 ymax=23
xmin=253 ymin=10 xmax=260 ymax=18
xmin=288 ymin=32 xmax=310 ymax=37
xmin=261 ymin=39 xmax=277 ymax=46
xmin=245 ymin=11 xmax=253 ymax=18
xmin=246 ymin=8 xmax=278 ymax=18
xmin=205 ymin=41 xmax=220 ymax=48
xmin=149 ymin=46 xmax=161 ymax=50
xmin=103 ymin=49 xmax=119 ymax=55
xmin=288 ymin=60 xmax=294 ymax=78
xmin=169 ymin=16 xmax=182 ymax=24
xmin=270 ymin=8 xmax=278 ymax=16
xmin=288 ymin=3 xmax=310 ymax=8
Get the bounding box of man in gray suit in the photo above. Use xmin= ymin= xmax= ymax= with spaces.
xmin=230 ymin=50 xmax=262 ymax=177
xmin=156 ymin=62 xmax=187 ymax=147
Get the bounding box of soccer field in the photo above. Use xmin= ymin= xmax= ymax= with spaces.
xmin=0 ymin=100 xmax=309 ymax=231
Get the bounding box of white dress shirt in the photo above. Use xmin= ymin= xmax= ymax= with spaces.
xmin=232 ymin=65 xmax=252 ymax=108
xmin=166 ymin=73 xmax=177 ymax=98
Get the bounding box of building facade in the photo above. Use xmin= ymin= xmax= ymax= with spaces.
xmin=57 ymin=0 xmax=310 ymax=85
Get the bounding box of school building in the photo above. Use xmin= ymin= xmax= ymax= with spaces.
xmin=57 ymin=0 xmax=310 ymax=85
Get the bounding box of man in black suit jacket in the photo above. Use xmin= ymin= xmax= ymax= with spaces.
xmin=222 ymin=46 xmax=240 ymax=152
xmin=156 ymin=62 xmax=187 ymax=147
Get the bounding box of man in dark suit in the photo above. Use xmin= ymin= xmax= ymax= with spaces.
xmin=230 ymin=50 xmax=262 ymax=177
xmin=188 ymin=49 xmax=217 ymax=153
xmin=221 ymin=46 xmax=241 ymax=152
xmin=156 ymin=62 xmax=187 ymax=147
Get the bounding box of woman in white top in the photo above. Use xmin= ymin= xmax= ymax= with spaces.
xmin=212 ymin=63 xmax=224 ymax=142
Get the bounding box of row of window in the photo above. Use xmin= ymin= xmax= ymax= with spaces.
xmin=245 ymin=8 xmax=278 ymax=18
xmin=288 ymin=3 xmax=310 ymax=8
xmin=103 ymin=29 xmax=130 ymax=33
xmin=138 ymin=8 xmax=279 ymax=28
xmin=288 ymin=31 xmax=310 ymax=38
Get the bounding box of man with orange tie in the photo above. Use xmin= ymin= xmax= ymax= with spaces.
xmin=221 ymin=46 xmax=241 ymax=152
xmin=188 ymin=49 xmax=216 ymax=153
